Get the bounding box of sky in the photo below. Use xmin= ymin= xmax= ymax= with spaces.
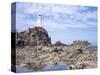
xmin=12 ymin=2 xmax=97 ymax=46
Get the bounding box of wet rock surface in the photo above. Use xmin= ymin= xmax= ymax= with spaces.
xmin=15 ymin=27 xmax=97 ymax=72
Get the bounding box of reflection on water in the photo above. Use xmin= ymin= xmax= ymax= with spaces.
xmin=43 ymin=63 xmax=69 ymax=71
xmin=16 ymin=63 xmax=69 ymax=73
xmin=16 ymin=66 xmax=34 ymax=73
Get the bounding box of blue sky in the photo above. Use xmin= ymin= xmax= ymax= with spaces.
xmin=14 ymin=2 xmax=97 ymax=46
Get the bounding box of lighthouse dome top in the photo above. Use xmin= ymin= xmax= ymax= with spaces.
xmin=39 ymin=14 xmax=42 ymax=16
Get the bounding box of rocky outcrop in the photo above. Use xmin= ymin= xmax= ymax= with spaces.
xmin=71 ymin=40 xmax=91 ymax=46
xmin=16 ymin=27 xmax=51 ymax=47
xmin=53 ymin=41 xmax=66 ymax=46
xmin=16 ymin=45 xmax=97 ymax=70
xmin=16 ymin=27 xmax=97 ymax=71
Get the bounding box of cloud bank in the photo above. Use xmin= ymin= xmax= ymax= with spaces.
xmin=15 ymin=2 xmax=97 ymax=32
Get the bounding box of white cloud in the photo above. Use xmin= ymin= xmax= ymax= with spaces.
xmin=16 ymin=2 xmax=97 ymax=32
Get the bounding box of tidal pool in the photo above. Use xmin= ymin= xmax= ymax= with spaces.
xmin=16 ymin=63 xmax=69 ymax=73
xmin=43 ymin=63 xmax=69 ymax=71
xmin=16 ymin=66 xmax=34 ymax=73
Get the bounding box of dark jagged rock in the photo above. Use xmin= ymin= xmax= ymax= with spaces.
xmin=53 ymin=41 xmax=66 ymax=46
xmin=16 ymin=27 xmax=51 ymax=47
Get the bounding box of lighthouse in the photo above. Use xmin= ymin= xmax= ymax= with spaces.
xmin=36 ymin=15 xmax=43 ymax=27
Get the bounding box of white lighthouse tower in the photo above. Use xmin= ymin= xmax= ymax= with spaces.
xmin=36 ymin=14 xmax=43 ymax=27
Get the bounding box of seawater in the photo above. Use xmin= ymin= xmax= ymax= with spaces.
xmin=16 ymin=63 xmax=69 ymax=73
